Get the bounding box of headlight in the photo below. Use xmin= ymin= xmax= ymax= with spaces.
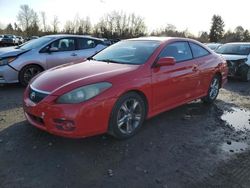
xmin=57 ymin=82 xmax=112 ymax=104
xmin=0 ymin=57 xmax=16 ymax=66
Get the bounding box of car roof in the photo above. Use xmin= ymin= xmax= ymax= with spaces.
xmin=127 ymin=36 xmax=201 ymax=44
xmin=224 ymin=42 xmax=250 ymax=45
xmin=128 ymin=37 xmax=173 ymax=42
xmin=43 ymin=34 xmax=103 ymax=41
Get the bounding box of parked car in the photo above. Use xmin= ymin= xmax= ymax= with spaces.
xmin=1 ymin=34 xmax=19 ymax=46
xmin=16 ymin=36 xmax=24 ymax=45
xmin=216 ymin=42 xmax=250 ymax=81
xmin=205 ymin=43 xmax=222 ymax=51
xmin=23 ymin=37 xmax=228 ymax=139
xmin=0 ymin=34 xmax=108 ymax=86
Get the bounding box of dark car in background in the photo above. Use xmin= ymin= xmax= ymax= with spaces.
xmin=216 ymin=43 xmax=250 ymax=81
xmin=1 ymin=35 xmax=19 ymax=46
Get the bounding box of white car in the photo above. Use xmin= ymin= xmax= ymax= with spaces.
xmin=216 ymin=43 xmax=250 ymax=81
xmin=0 ymin=34 xmax=108 ymax=86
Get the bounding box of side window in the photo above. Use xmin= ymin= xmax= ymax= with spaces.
xmin=50 ymin=38 xmax=75 ymax=51
xmin=189 ymin=42 xmax=210 ymax=58
xmin=159 ymin=42 xmax=192 ymax=62
xmin=77 ymin=38 xmax=96 ymax=50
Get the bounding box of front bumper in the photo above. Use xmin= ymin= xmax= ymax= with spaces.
xmin=0 ymin=65 xmax=19 ymax=84
xmin=23 ymin=88 xmax=116 ymax=138
xmin=226 ymin=60 xmax=248 ymax=77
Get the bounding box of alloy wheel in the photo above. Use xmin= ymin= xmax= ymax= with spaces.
xmin=209 ymin=77 xmax=219 ymax=100
xmin=117 ymin=98 xmax=143 ymax=134
xmin=23 ymin=67 xmax=41 ymax=84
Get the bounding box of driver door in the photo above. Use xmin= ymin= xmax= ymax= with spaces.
xmin=152 ymin=41 xmax=200 ymax=112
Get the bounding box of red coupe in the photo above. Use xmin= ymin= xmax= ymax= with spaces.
xmin=23 ymin=37 xmax=228 ymax=139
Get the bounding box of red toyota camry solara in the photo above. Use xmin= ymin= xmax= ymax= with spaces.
xmin=23 ymin=37 xmax=228 ymax=139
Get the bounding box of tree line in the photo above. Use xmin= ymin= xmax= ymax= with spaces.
xmin=0 ymin=4 xmax=250 ymax=43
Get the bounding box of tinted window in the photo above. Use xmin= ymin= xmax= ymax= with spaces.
xmin=77 ymin=38 xmax=96 ymax=50
xmin=51 ymin=38 xmax=75 ymax=51
xmin=93 ymin=40 xmax=161 ymax=65
xmin=190 ymin=42 xmax=210 ymax=58
xmin=159 ymin=42 xmax=192 ymax=62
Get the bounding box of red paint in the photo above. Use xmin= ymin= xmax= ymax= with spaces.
xmin=23 ymin=38 xmax=228 ymax=138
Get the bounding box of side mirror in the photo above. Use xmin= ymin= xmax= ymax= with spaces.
xmin=156 ymin=57 xmax=176 ymax=67
xmin=49 ymin=47 xmax=59 ymax=53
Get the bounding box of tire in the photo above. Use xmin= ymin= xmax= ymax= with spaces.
xmin=19 ymin=65 xmax=43 ymax=86
xmin=239 ymin=64 xmax=250 ymax=82
xmin=202 ymin=75 xmax=220 ymax=104
xmin=108 ymin=92 xmax=146 ymax=139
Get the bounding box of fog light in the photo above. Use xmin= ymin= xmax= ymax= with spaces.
xmin=54 ymin=118 xmax=76 ymax=131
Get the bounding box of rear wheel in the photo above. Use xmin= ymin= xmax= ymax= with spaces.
xmin=108 ymin=92 xmax=146 ymax=139
xmin=202 ymin=75 xmax=220 ymax=104
xmin=19 ymin=65 xmax=43 ymax=86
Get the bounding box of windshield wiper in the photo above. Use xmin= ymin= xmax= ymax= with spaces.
xmin=97 ymin=59 xmax=124 ymax=64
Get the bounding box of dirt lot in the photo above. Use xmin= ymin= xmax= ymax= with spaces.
xmin=0 ymin=80 xmax=250 ymax=188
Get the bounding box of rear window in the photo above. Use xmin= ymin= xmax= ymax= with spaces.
xmin=77 ymin=38 xmax=97 ymax=50
xmin=190 ymin=42 xmax=210 ymax=58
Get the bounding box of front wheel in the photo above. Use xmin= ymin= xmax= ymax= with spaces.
xmin=202 ymin=75 xmax=220 ymax=104
xmin=19 ymin=65 xmax=43 ymax=86
xmin=108 ymin=92 xmax=146 ymax=139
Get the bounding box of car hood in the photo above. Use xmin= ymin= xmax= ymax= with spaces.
xmin=31 ymin=60 xmax=140 ymax=94
xmin=220 ymin=54 xmax=248 ymax=61
xmin=0 ymin=47 xmax=29 ymax=58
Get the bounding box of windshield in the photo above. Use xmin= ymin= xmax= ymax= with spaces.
xmin=17 ymin=37 xmax=54 ymax=50
xmin=93 ymin=40 xmax=161 ymax=65
xmin=216 ymin=44 xmax=250 ymax=55
xmin=3 ymin=35 xmax=14 ymax=38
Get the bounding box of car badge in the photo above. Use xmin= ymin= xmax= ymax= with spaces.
xmin=30 ymin=91 xmax=36 ymax=100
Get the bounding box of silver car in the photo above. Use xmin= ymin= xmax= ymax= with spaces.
xmin=0 ymin=35 xmax=107 ymax=86
xmin=216 ymin=43 xmax=250 ymax=81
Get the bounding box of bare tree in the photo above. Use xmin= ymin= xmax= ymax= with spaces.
xmin=64 ymin=20 xmax=74 ymax=34
xmin=17 ymin=5 xmax=33 ymax=32
xmin=17 ymin=4 xmax=40 ymax=36
xmin=79 ymin=17 xmax=92 ymax=34
xmin=94 ymin=11 xmax=146 ymax=39
xmin=51 ymin=16 xmax=59 ymax=33
xmin=40 ymin=11 xmax=47 ymax=32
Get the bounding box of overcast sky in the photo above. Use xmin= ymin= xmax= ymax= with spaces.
xmin=0 ymin=0 xmax=249 ymax=35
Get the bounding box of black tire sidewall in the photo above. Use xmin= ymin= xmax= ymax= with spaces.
xmin=108 ymin=92 xmax=146 ymax=139
xmin=19 ymin=65 xmax=43 ymax=86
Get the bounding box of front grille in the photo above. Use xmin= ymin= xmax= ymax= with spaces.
xmin=29 ymin=86 xmax=49 ymax=103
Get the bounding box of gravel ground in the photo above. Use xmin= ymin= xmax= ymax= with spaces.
xmin=0 ymin=79 xmax=250 ymax=188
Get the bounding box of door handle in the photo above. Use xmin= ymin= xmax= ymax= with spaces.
xmin=71 ymin=53 xmax=77 ymax=56
xmin=192 ymin=64 xmax=198 ymax=72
